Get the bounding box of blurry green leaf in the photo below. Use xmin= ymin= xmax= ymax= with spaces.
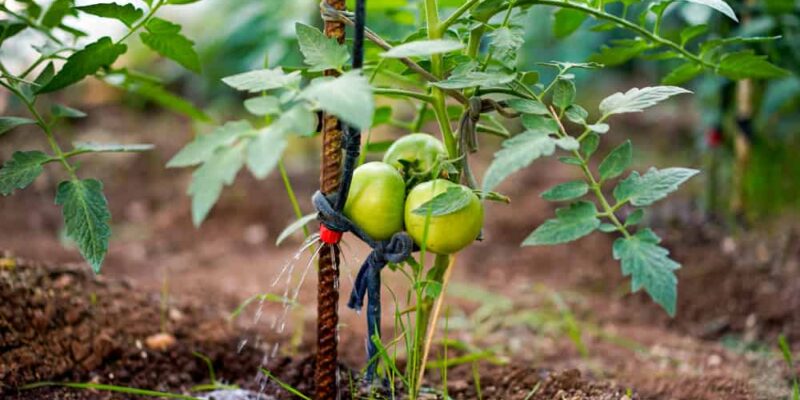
xmin=382 ymin=39 xmax=464 ymax=58
xmin=559 ymin=156 xmax=582 ymax=165
xmin=140 ymin=18 xmax=201 ymax=72
xmin=482 ymin=131 xmax=556 ymax=194
xmin=0 ymin=117 xmax=36 ymax=136
xmin=599 ymin=86 xmax=691 ymax=116
xmin=276 ymin=213 xmax=318 ymax=245
xmin=489 ymin=26 xmax=524 ymax=66
xmin=413 ymin=186 xmax=474 ymax=216
xmin=580 ymin=133 xmax=599 ymax=158
xmin=589 ymin=39 xmax=649 ymax=66
xmin=521 ymin=114 xmax=558 ymax=133
xmin=222 ymin=68 xmax=301 ymax=93
xmin=555 ymin=136 xmax=579 ymax=151
xmin=613 ymin=167 xmax=699 ymax=206
xmin=541 ymin=180 xmax=589 ymax=201
xmin=553 ymin=78 xmax=576 ymax=110
xmin=72 ymin=142 xmax=154 ymax=153
xmin=373 ymin=106 xmax=392 ymax=126
xmin=105 ymin=71 xmax=210 ymax=121
xmin=295 ymin=22 xmax=349 ymax=72
xmin=301 ymin=71 xmax=374 ymax=130
xmin=167 ymin=120 xmax=253 ymax=167
xmin=76 ymin=3 xmax=143 ymax=27
xmin=565 ymin=105 xmax=588 ymax=123
xmin=599 ymin=140 xmax=632 ymax=181
xmin=598 ymin=223 xmax=617 ymax=232
xmin=0 ymin=22 xmax=27 ymax=45
xmin=507 ymin=99 xmax=548 ymax=115
xmin=39 ymin=37 xmax=127 ymax=93
xmin=680 ymin=24 xmax=708 ymax=46
xmin=523 ymin=201 xmax=600 ymax=245
xmin=613 ymin=229 xmax=680 ymax=316
xmin=717 ymin=51 xmax=790 ymax=80
xmin=430 ymin=71 xmax=515 ymax=89
xmin=246 ymin=126 xmax=288 ymax=179
xmin=683 ymin=0 xmax=738 ymax=21
xmin=188 ymin=145 xmax=245 ymax=226
xmin=553 ymin=9 xmax=587 ymax=38
xmin=588 ymin=123 xmax=610 ymax=133
xmin=365 ymin=140 xmax=394 ymax=153
xmin=55 ymin=179 xmax=111 ymax=272
xmin=42 ymin=0 xmax=73 ymax=28
xmin=0 ymin=151 xmax=49 ymax=196
xmin=662 ymin=63 xmax=703 ymax=85
xmin=625 ymin=209 xmax=644 ymax=226
xmin=51 ymin=104 xmax=86 ymax=118
xmin=244 ymin=96 xmax=281 ymax=116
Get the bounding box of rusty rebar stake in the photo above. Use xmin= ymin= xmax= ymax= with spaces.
xmin=316 ymin=0 xmax=346 ymax=398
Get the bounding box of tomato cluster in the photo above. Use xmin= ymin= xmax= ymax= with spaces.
xmin=343 ymin=133 xmax=483 ymax=254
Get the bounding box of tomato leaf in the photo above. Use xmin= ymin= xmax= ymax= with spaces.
xmin=613 ymin=229 xmax=680 ymax=316
xmin=38 ymin=37 xmax=127 ymax=93
xmin=276 ymin=213 xmax=318 ymax=246
xmin=246 ymin=126 xmax=288 ymax=180
xmin=0 ymin=117 xmax=36 ymax=136
xmin=507 ymin=99 xmax=548 ymax=115
xmin=300 ymin=71 xmax=374 ymax=130
xmin=222 ymin=68 xmax=301 ymax=93
xmin=553 ymin=9 xmax=586 ymax=38
xmin=41 ymin=0 xmax=73 ymax=29
xmin=541 ymin=180 xmax=589 ymax=201
xmin=430 ymin=71 xmax=515 ymax=90
xmin=140 ymin=18 xmax=201 ymax=73
xmin=412 ymin=186 xmax=474 ymax=217
xmin=482 ymin=131 xmax=557 ymax=194
xmin=613 ymin=167 xmax=699 ymax=206
xmin=0 ymin=151 xmax=50 ymax=196
xmin=55 ymin=179 xmax=111 ymax=273
xmin=168 ymin=120 xmax=254 ymax=168
xmin=599 ymin=86 xmax=691 ymax=116
xmin=683 ymin=0 xmax=737 ymax=22
xmin=382 ymin=39 xmax=464 ymax=58
xmin=553 ymin=78 xmax=576 ymax=110
xmin=598 ymin=140 xmax=632 ymax=181
xmin=188 ymin=146 xmax=245 ymax=226
xmin=76 ymin=3 xmax=144 ymax=27
xmin=51 ymin=104 xmax=86 ymax=118
xmin=295 ymin=22 xmax=349 ymax=72
xmin=523 ymin=201 xmax=600 ymax=245
xmin=244 ymin=96 xmax=281 ymax=116
xmin=72 ymin=142 xmax=154 ymax=154
xmin=717 ymin=50 xmax=790 ymax=80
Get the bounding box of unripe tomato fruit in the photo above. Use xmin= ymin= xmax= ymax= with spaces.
xmin=383 ymin=133 xmax=447 ymax=174
xmin=404 ymin=179 xmax=483 ymax=255
xmin=343 ymin=162 xmax=406 ymax=241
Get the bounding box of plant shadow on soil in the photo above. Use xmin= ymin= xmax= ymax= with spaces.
xmin=1 ymin=107 xmax=799 ymax=399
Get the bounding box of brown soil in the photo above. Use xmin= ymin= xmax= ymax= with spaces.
xmin=1 ymin=106 xmax=798 ymax=399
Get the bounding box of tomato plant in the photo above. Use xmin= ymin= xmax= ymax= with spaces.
xmin=0 ymin=0 xmax=205 ymax=272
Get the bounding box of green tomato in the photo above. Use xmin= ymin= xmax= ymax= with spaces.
xmin=383 ymin=133 xmax=447 ymax=174
xmin=343 ymin=162 xmax=406 ymax=241
xmin=404 ymin=179 xmax=483 ymax=255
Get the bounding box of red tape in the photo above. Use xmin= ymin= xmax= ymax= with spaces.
xmin=320 ymin=225 xmax=343 ymax=244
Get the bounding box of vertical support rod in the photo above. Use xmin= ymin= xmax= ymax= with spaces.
xmin=316 ymin=0 xmax=346 ymax=398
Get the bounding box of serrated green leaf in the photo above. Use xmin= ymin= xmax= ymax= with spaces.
xmin=300 ymin=71 xmax=373 ymax=130
xmin=295 ymin=22 xmax=349 ymax=72
xmin=599 ymin=86 xmax=691 ymax=116
xmin=430 ymin=71 xmax=515 ymax=89
xmin=42 ymin=0 xmax=73 ymax=29
xmin=276 ymin=213 xmax=318 ymax=245
xmin=613 ymin=167 xmax=699 ymax=206
xmin=55 ymin=179 xmax=111 ymax=272
xmin=51 ymin=104 xmax=86 ymax=118
xmin=140 ymin=18 xmax=200 ymax=72
xmin=244 ymin=96 xmax=281 ymax=116
xmin=76 ymin=3 xmax=143 ymax=27
xmin=382 ymin=39 xmax=464 ymax=58
xmin=188 ymin=146 xmax=245 ymax=226
xmin=599 ymin=140 xmax=632 ymax=181
xmin=507 ymin=99 xmax=548 ymax=115
xmin=39 ymin=37 xmax=127 ymax=93
xmin=541 ymin=180 xmax=589 ymax=201
xmin=72 ymin=142 xmax=154 ymax=153
xmin=482 ymin=131 xmax=556 ymax=194
xmin=523 ymin=201 xmax=600 ymax=245
xmin=613 ymin=229 xmax=680 ymax=316
xmin=581 ymin=133 xmax=600 ymax=158
xmin=683 ymin=0 xmax=738 ymax=22
xmin=222 ymin=68 xmax=301 ymax=93
xmin=717 ymin=51 xmax=790 ymax=80
xmin=553 ymin=78 xmax=576 ymax=110
xmin=0 ymin=117 xmax=36 ymax=136
xmin=0 ymin=151 xmax=50 ymax=195
xmin=489 ymin=26 xmax=524 ymax=66
xmin=553 ymin=9 xmax=586 ymax=38
xmin=662 ymin=63 xmax=703 ymax=85
xmin=246 ymin=126 xmax=288 ymax=179
xmin=413 ymin=186 xmax=474 ymax=216
xmin=167 ymin=120 xmax=254 ymax=167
